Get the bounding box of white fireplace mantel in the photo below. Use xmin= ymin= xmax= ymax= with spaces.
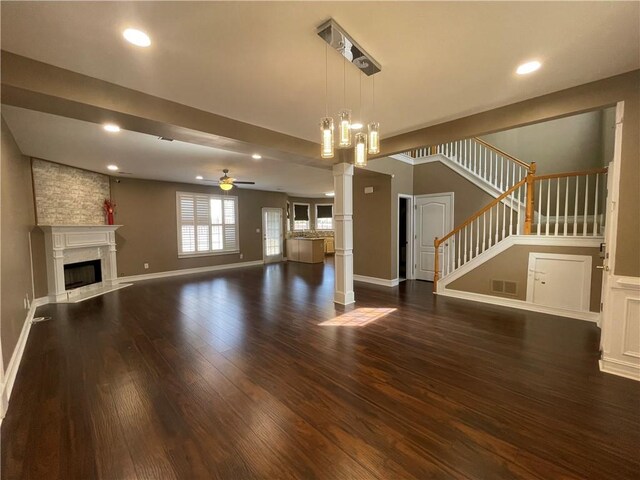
xmin=40 ymin=225 xmax=123 ymax=302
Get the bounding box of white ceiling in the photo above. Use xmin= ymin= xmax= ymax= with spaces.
xmin=2 ymin=1 xmax=638 ymax=143
xmin=1 ymin=105 xmax=334 ymax=197
xmin=1 ymin=2 xmax=638 ymax=194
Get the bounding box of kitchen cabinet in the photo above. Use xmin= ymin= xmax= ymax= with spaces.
xmin=286 ymin=238 xmax=325 ymax=264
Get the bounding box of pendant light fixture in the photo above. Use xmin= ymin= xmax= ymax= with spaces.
xmin=338 ymin=56 xmax=352 ymax=148
xmin=368 ymin=76 xmax=380 ymax=155
xmin=354 ymin=132 xmax=367 ymax=167
xmin=316 ymin=19 xmax=381 ymax=162
xmin=320 ymin=44 xmax=334 ymax=158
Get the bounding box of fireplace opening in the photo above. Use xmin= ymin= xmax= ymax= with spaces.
xmin=64 ymin=259 xmax=102 ymax=290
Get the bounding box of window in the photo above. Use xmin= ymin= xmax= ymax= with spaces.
xmin=316 ymin=204 xmax=333 ymax=230
xmin=177 ymin=192 xmax=239 ymax=256
xmin=293 ymin=203 xmax=310 ymax=230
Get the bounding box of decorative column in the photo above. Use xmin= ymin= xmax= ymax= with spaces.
xmin=333 ymin=163 xmax=355 ymax=305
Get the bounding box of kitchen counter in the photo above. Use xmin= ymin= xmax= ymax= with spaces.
xmin=287 ymin=238 xmax=325 ymax=264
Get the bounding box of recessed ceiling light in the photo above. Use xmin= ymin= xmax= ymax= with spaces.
xmin=252 ymin=154 xmax=262 ymax=160
xmin=107 ymin=165 xmax=119 ymax=171
xmin=325 ymin=192 xmax=335 ymax=197
xmin=516 ymin=60 xmax=541 ymax=75
xmin=103 ymin=123 xmax=120 ymax=133
xmin=351 ymin=123 xmax=363 ymax=130
xmin=196 ymin=175 xmax=203 ymax=180
xmin=123 ymin=28 xmax=151 ymax=47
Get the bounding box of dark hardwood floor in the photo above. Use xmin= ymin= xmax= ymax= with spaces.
xmin=3 ymin=260 xmax=639 ymax=479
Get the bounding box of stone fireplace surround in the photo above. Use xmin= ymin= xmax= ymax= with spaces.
xmin=40 ymin=225 xmax=127 ymax=303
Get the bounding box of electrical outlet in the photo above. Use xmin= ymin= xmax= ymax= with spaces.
xmin=239 ymin=253 xmax=244 ymax=259
xmin=144 ymin=263 xmax=149 ymax=269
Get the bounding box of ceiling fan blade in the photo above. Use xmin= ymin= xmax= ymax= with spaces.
xmin=233 ymin=181 xmax=255 ymax=185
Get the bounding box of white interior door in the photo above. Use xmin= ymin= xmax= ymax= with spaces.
xmin=262 ymin=208 xmax=283 ymax=263
xmin=527 ymin=253 xmax=592 ymax=312
xmin=415 ymin=194 xmax=453 ymax=281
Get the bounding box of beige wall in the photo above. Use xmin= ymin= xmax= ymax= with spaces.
xmin=481 ymin=109 xmax=609 ymax=174
xmin=448 ymin=245 xmax=602 ymax=312
xmin=110 ymin=178 xmax=287 ymax=277
xmin=368 ymin=157 xmax=414 ymax=279
xmin=414 ymin=162 xmax=495 ymax=227
xmin=287 ymin=196 xmax=334 ymax=233
xmin=353 ymin=169 xmax=393 ymax=280
xmin=382 ymin=70 xmax=640 ymax=277
xmin=1 ymin=118 xmax=36 ymax=367
xmin=32 ymin=158 xmax=110 ymax=225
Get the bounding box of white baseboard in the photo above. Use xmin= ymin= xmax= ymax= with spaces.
xmin=1 ymin=301 xmax=38 ymax=419
xmin=599 ymin=357 xmax=640 ymax=381
xmin=115 ymin=259 xmax=265 ymax=283
xmin=354 ymin=274 xmax=400 ymax=287
xmin=439 ymin=288 xmax=600 ymax=322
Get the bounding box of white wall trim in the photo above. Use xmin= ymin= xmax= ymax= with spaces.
xmin=389 ymin=153 xmax=415 ymax=165
xmin=438 ymin=288 xmax=599 ymax=322
xmin=599 ymin=357 xmax=640 ymax=381
xmin=353 ymin=274 xmax=399 ymax=287
xmin=1 ymin=301 xmax=38 ymax=419
xmin=115 ymin=259 xmax=265 ymax=283
xmin=437 ymin=235 xmax=603 ymax=291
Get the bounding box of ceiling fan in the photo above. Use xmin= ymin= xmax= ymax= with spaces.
xmin=203 ymin=169 xmax=255 ymax=191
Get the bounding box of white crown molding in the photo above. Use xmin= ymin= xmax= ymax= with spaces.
xmin=438 ymin=288 xmax=599 ymax=322
xmin=115 ymin=259 xmax=265 ymax=283
xmin=353 ymin=274 xmax=399 ymax=287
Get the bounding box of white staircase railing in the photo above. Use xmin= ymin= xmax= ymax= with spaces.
xmin=434 ymin=167 xmax=608 ymax=291
xmin=408 ymin=137 xmax=533 ymax=192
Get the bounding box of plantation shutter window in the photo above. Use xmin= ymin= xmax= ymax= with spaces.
xmin=177 ymin=192 xmax=239 ymax=256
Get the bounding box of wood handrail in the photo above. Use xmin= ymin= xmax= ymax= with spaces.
xmin=472 ymin=137 xmax=532 ymax=171
xmin=434 ymin=177 xmax=527 ymax=249
xmin=533 ymin=167 xmax=608 ymax=182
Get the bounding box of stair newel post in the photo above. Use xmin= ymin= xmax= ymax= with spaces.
xmin=433 ymin=237 xmax=440 ymax=293
xmin=524 ymin=162 xmax=537 ymax=234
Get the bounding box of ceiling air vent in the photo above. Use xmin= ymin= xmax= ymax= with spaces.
xmin=158 ymin=136 xmax=174 ymax=142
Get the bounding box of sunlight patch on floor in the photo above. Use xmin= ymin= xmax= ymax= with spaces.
xmin=319 ymin=308 xmax=397 ymax=327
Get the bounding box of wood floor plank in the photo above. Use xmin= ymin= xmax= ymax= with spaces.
xmin=2 ymin=260 xmax=639 ymax=479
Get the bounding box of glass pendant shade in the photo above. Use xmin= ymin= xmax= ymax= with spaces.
xmin=354 ymin=132 xmax=367 ymax=167
xmin=338 ymin=109 xmax=352 ymax=148
xmin=219 ymin=182 xmax=234 ymax=191
xmin=320 ymin=117 xmax=334 ymax=158
xmin=367 ymin=122 xmax=380 ymax=155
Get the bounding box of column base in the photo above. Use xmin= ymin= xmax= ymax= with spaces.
xmin=334 ymin=290 xmax=355 ymax=306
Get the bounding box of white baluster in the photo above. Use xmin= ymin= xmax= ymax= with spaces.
xmin=554 ymin=178 xmax=560 ymax=236
xmin=573 ymin=175 xmax=579 ymax=236
xmin=476 ymin=219 xmax=480 ymax=257
xmin=457 ymin=230 xmax=461 ymax=268
xmin=516 ymin=183 xmax=522 ymax=235
xmin=545 ymin=178 xmax=551 ymax=235
xmin=489 ymin=152 xmax=493 ymax=187
xmin=488 ymin=207 xmax=493 ymax=248
xmin=537 ymin=181 xmax=542 ymax=235
xmin=483 ymin=148 xmax=487 ymax=182
xmin=469 ymin=221 xmax=474 ymax=260
xmin=495 ymin=205 xmax=500 ymax=245
xmin=583 ymin=174 xmax=589 ymax=236
xmin=500 ymin=157 xmax=505 ymax=191
xmin=509 ymin=187 xmax=515 ymax=235
xmin=593 ymin=174 xmax=600 ymax=236
xmin=501 ymin=199 xmax=506 ymax=240
xmin=564 ymin=176 xmax=569 ymax=236
xmin=463 ymin=226 xmax=468 ymax=264
xmin=482 ymin=212 xmax=487 ymax=252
